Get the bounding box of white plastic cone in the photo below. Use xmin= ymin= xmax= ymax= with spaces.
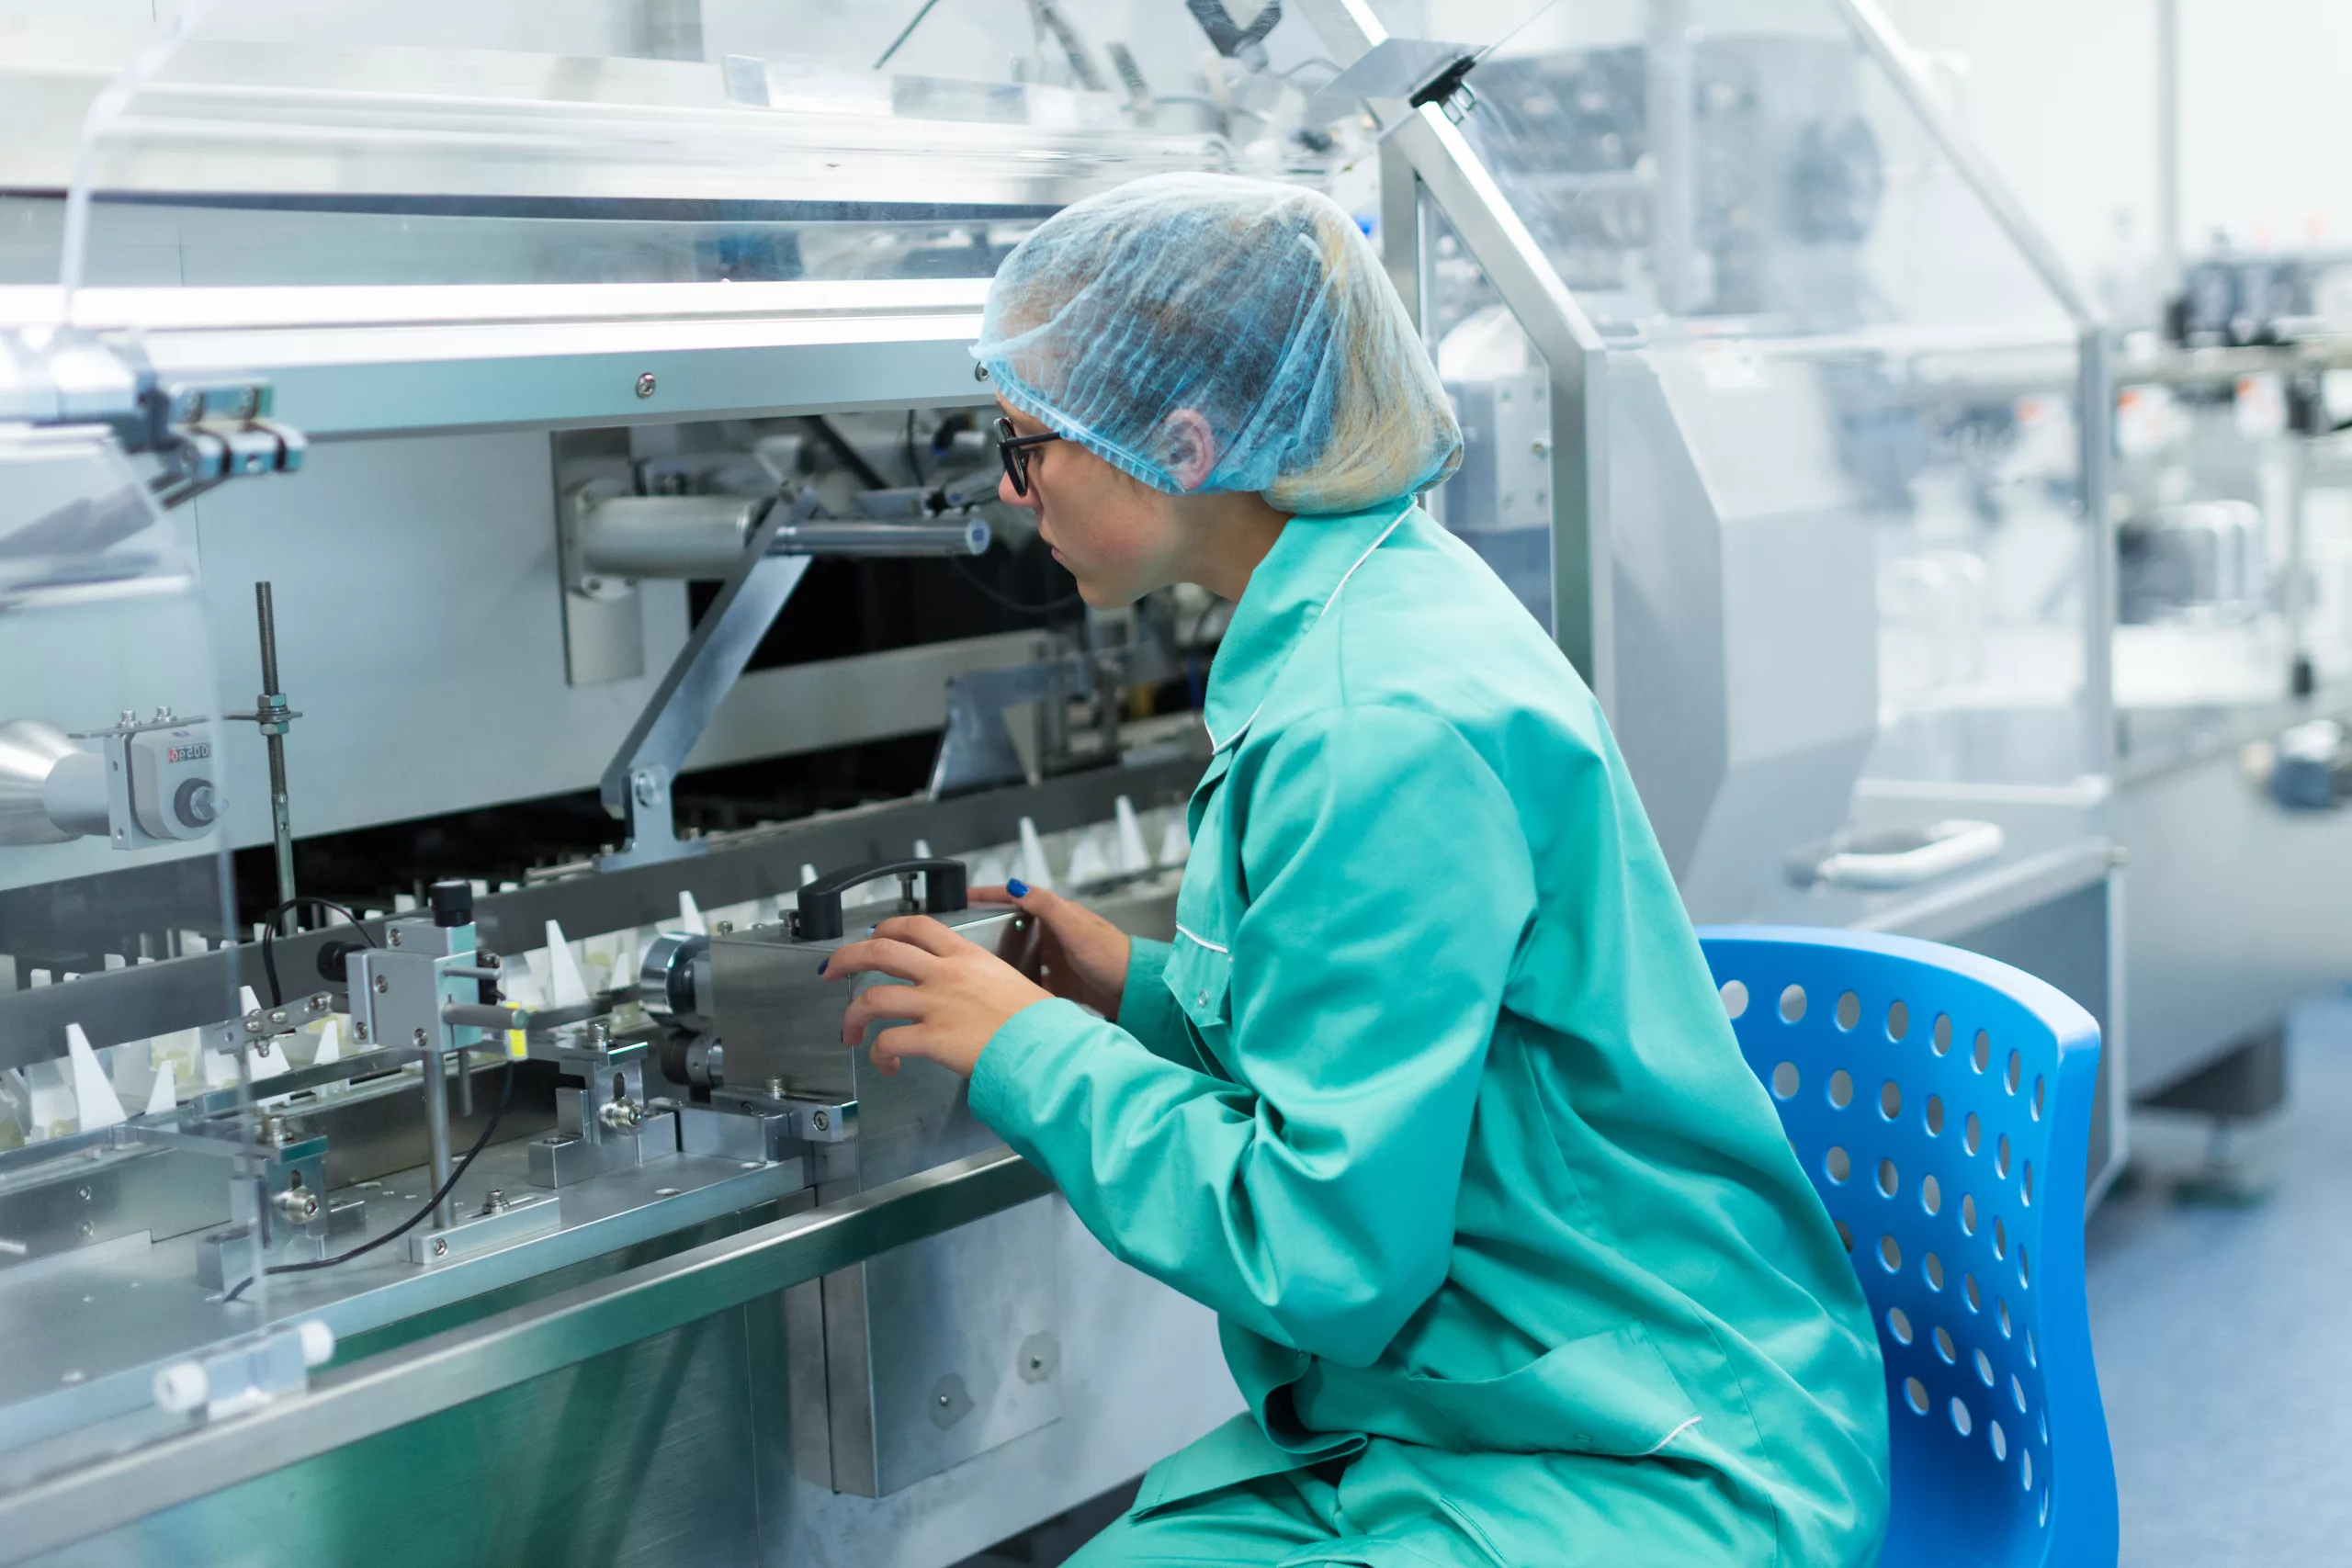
xmin=544 ymin=921 xmax=592 ymax=1007
xmin=1016 ymin=817 xmax=1056 ymax=890
xmin=1066 ymin=828 xmax=1109 ymax=888
xmin=1114 ymin=796 xmax=1151 ymax=874
xmin=143 ymin=1059 xmax=176 ymax=1115
xmin=66 ymin=1024 xmax=126 ymax=1130
xmin=677 ymin=891 xmax=707 ymax=935
xmin=913 ymin=839 xmax=933 ymax=859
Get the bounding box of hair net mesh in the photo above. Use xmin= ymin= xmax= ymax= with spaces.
xmin=972 ymin=172 xmax=1463 ymax=516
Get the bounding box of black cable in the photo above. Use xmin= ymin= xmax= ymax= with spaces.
xmin=259 ymin=897 xmax=375 ymax=1009
xmin=221 ymin=1057 xmax=519 ymax=1304
xmin=950 ymin=553 xmax=1085 ymax=615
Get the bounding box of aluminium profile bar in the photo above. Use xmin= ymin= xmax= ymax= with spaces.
xmin=0 ymin=1147 xmax=1054 ymax=1564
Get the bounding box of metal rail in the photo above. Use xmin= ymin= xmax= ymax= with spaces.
xmin=0 ymin=1146 xmax=1055 ymax=1563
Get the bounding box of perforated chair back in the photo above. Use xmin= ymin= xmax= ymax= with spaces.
xmin=1699 ymin=926 xmax=2118 ymax=1568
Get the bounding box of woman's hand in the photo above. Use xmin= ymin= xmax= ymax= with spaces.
xmin=974 ymin=880 xmax=1133 ymax=1021
xmin=822 ymin=916 xmax=1052 ymax=1079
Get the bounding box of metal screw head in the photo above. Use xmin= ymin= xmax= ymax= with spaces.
xmin=812 ymin=1110 xmax=830 ymax=1132
xmin=635 ymin=372 xmax=658 ymax=399
xmin=76 ymin=1186 xmax=90 ymax=1201
xmin=373 ymin=975 xmax=389 ymax=994
xmin=631 ymin=770 xmax=661 ymax=807
xmin=589 ymin=1021 xmax=611 ymax=1047
xmin=764 ymin=1077 xmax=787 ymax=1098
xmin=78 ymin=1221 xmax=94 ymax=1238
xmin=431 ymin=1237 xmax=447 ymax=1258
xmin=715 ymin=920 xmax=733 ymax=935
xmin=937 ymin=1393 xmax=951 ymax=1407
xmin=354 ymin=1021 xmax=370 ymax=1042
xmin=480 ymin=1189 xmax=507 ymax=1215
xmin=268 ymin=1009 xmax=288 ymax=1026
xmin=387 ymin=929 xmax=402 ymax=947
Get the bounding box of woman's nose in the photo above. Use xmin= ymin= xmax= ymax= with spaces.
xmin=1000 ymin=470 xmax=1041 ymax=511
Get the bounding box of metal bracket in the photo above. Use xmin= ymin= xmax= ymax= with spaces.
xmin=596 ymin=489 xmax=820 ymax=871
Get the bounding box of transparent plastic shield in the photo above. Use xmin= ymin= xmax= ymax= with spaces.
xmin=1425 ymin=0 xmax=2101 ymax=922
xmin=0 ymin=0 xmax=1363 ymax=293
xmin=0 ymin=425 xmax=285 ymax=1471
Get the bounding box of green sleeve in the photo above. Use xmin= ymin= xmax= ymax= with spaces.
xmin=1115 ymin=936 xmax=1213 ymax=1072
xmin=971 ymin=706 xmax=1534 ymax=1367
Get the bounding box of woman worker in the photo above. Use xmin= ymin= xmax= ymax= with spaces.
xmin=821 ymin=172 xmax=1891 ymax=1567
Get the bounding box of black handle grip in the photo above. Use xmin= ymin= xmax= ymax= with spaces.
xmin=795 ymin=858 xmax=967 ymax=942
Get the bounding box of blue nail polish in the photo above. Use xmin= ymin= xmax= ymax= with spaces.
xmin=1007 ymin=878 xmax=1029 ymax=897
xmin=817 ymin=959 xmax=829 ymax=976
xmin=866 ymin=923 xmax=877 ymax=935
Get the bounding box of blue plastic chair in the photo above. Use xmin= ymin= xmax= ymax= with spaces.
xmin=1698 ymin=926 xmax=2119 ymax=1568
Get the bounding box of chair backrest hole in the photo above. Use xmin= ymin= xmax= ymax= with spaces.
xmin=1771 ymin=1061 xmax=1800 ymax=1099
xmin=1950 ymin=1396 xmax=1973 ymax=1437
xmin=2023 ymin=1450 xmax=2035 ymax=1491
xmin=2032 ymin=1075 xmax=2045 ymax=1121
xmin=1924 ymin=1093 xmax=1944 ymax=1135
xmin=1963 ymin=1271 xmax=1980 ymax=1311
xmin=2021 ymin=1160 xmax=2035 ymax=1205
xmin=1923 ymin=1251 xmax=1944 ymax=1291
xmin=1905 ymin=1376 xmax=1929 ymax=1415
xmin=1780 ymin=984 xmax=1807 ymax=1023
xmin=1720 ymin=979 xmax=1749 ymax=1019
xmin=1836 ymin=990 xmax=1860 ymax=1030
xmin=1836 ymin=1219 xmax=1853 ymax=1252
xmin=1879 ymin=1234 xmax=1903 ymax=1272
xmin=1994 ymin=1215 xmax=2007 ymax=1258
xmin=1964 ymin=1112 xmax=1983 ymax=1155
xmin=1934 ymin=1325 xmax=1955 ymax=1362
xmin=2006 ymin=1049 xmax=2022 ymax=1094
xmin=1921 ymin=1173 xmax=1942 ymax=1214
xmin=1990 ymin=1418 xmax=2007 ymax=1461
xmin=1887 ymin=999 xmax=1910 ymax=1041
xmin=1997 ymin=1134 xmax=2012 ymax=1179
xmin=2026 ymin=1327 xmax=2038 ymax=1366
xmin=2011 ymin=1373 xmax=2026 ymax=1412
xmin=2038 ymin=1484 xmax=2049 ymax=1524
xmin=1962 ymin=1193 xmax=1978 ymax=1234
xmin=1877 ymin=1157 xmax=1900 ymax=1198
xmin=2019 ymin=1245 xmax=2030 ymax=1288
xmin=1974 ymin=1348 xmax=1995 ymax=1385
xmin=1828 ymin=1069 xmax=1854 ymax=1109
xmin=1997 ymin=1297 xmax=2011 ymax=1337
xmin=1879 ymin=1079 xmax=1903 ymax=1119
xmin=1888 ymin=1305 xmax=1914 ymax=1344
xmin=1972 ymin=1029 xmax=1991 ymax=1073
xmin=1932 ymin=1014 xmax=1954 ymax=1055
xmin=1826 ymin=1145 xmax=1852 ymax=1183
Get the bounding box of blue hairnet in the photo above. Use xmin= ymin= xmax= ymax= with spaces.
xmin=972 ymin=173 xmax=1463 ymax=516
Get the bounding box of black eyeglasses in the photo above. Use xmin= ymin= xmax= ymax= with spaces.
xmin=995 ymin=415 xmax=1060 ymax=498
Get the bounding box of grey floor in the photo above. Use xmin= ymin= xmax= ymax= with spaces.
xmin=2087 ymin=993 xmax=2352 ymax=1568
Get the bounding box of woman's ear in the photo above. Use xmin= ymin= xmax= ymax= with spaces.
xmin=1159 ymin=409 xmax=1219 ymax=491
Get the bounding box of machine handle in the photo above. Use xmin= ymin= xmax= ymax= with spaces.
xmin=795 ymin=858 xmax=967 ymax=942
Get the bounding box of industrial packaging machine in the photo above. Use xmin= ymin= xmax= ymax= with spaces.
xmin=0 ymin=0 xmax=2157 ymax=1562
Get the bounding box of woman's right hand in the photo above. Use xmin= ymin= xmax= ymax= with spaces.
xmin=975 ymin=880 xmax=1131 ymax=1021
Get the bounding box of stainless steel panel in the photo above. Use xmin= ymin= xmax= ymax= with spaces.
xmin=2119 ymin=747 xmax=2352 ymax=1094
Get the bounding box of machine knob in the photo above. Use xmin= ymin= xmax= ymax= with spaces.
xmin=430 ymin=879 xmax=473 ymax=929
xmin=639 ymin=931 xmax=710 ymax=1031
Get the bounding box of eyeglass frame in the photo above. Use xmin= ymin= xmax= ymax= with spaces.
xmin=995 ymin=415 xmax=1060 ymax=498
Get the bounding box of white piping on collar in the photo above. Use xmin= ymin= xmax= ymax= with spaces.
xmin=1174 ymin=922 xmax=1228 ymax=953
xmin=1204 ymin=511 xmax=1411 ymax=755
xmin=1638 ymin=1416 xmax=1703 ymax=1456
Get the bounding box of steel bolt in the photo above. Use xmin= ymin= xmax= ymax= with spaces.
xmin=373 ymin=976 xmax=389 ymax=994
xmin=635 ymin=372 xmax=658 ymax=399
xmin=268 ymin=1009 xmax=288 ymax=1026
xmin=631 ymin=771 xmax=660 ymax=807
xmin=764 ymin=1077 xmax=787 ymax=1098
xmin=388 ymin=930 xmax=402 ymax=947
xmin=354 ymin=1021 xmax=370 ymax=1043
xmin=481 ymin=1189 xmax=507 ymax=1215
xmin=432 ymin=1237 xmax=448 ymax=1258
xmin=812 ymin=1110 xmax=830 ymax=1133
xmin=76 ymin=1186 xmax=90 ymax=1201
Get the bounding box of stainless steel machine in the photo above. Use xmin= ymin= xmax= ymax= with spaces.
xmin=0 ymin=5 xmax=1382 ymax=1562
xmin=0 ymin=0 xmax=2205 ymax=1562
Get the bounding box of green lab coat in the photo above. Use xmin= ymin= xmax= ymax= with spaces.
xmin=970 ymin=499 xmax=1890 ymax=1567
